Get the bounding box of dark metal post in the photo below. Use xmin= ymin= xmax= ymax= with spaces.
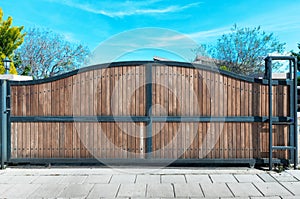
xmin=293 ymin=58 xmax=298 ymax=168
xmin=0 ymin=80 xmax=2 ymax=169
xmin=145 ymin=63 xmax=153 ymax=158
xmin=6 ymin=81 xmax=11 ymax=162
xmin=0 ymin=80 xmax=8 ymax=169
xmin=289 ymin=60 xmax=295 ymax=166
xmin=266 ymin=57 xmax=273 ymax=170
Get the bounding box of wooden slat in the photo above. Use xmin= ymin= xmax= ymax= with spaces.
xmin=51 ymin=80 xmax=58 ymax=116
xmin=15 ymin=122 xmax=20 ymax=158
xmin=227 ymin=78 xmax=231 ymax=158
xmin=30 ymin=123 xmax=38 ymax=158
xmin=212 ymin=73 xmax=218 ymax=158
xmin=18 ymin=86 xmax=23 ymax=116
xmin=51 ymin=123 xmax=59 ymax=158
xmin=10 ymin=86 xmax=17 ymax=116
xmin=87 ymin=72 xmax=94 ymax=158
xmin=192 ymin=68 xmax=199 ymax=158
xmin=223 ymin=76 xmax=228 ymax=159
xmin=64 ymin=77 xmax=73 ymax=116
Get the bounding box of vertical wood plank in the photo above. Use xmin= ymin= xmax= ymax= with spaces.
xmin=11 ymin=86 xmax=17 ymax=116
xmin=227 ymin=78 xmax=232 ymax=158
xmin=223 ymin=76 xmax=228 ymax=159
xmin=215 ymin=73 xmax=220 ymax=159
xmin=193 ymin=68 xmax=199 ymax=158
xmin=51 ymin=123 xmax=59 ymax=158
xmin=64 ymin=77 xmax=73 ymax=116
xmin=30 ymin=123 xmax=38 ymax=158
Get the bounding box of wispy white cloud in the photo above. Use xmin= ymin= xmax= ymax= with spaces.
xmin=45 ymin=0 xmax=201 ymax=18
xmin=152 ymin=26 xmax=231 ymax=44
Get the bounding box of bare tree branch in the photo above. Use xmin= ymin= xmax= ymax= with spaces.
xmin=14 ymin=28 xmax=90 ymax=79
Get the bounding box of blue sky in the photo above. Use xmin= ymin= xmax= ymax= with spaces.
xmin=1 ymin=0 xmax=300 ymax=63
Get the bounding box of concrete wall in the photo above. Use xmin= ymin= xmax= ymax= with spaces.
xmin=0 ymin=74 xmax=32 ymax=81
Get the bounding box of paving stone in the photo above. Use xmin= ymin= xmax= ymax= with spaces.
xmin=278 ymin=196 xmax=300 ymax=199
xmin=135 ymin=174 xmax=160 ymax=184
xmin=146 ymin=184 xmax=174 ymax=198
xmin=210 ymin=174 xmax=238 ymax=183
xmin=161 ymin=174 xmax=186 ymax=183
xmin=254 ymin=182 xmax=292 ymax=196
xmin=281 ymin=181 xmax=300 ymax=195
xmin=201 ymin=183 xmax=233 ymax=198
xmin=117 ymin=184 xmax=146 ymax=197
xmin=227 ymin=182 xmax=262 ymax=197
xmin=59 ymin=175 xmax=87 ymax=184
xmin=234 ymin=174 xmax=264 ymax=183
xmin=84 ymin=175 xmax=111 ymax=184
xmin=32 ymin=175 xmax=63 ymax=184
xmin=286 ymin=170 xmax=300 ymax=181
xmin=7 ymin=175 xmax=38 ymax=184
xmin=0 ymin=184 xmax=13 ymax=195
xmin=257 ymin=173 xmax=276 ymax=182
xmin=270 ymin=172 xmax=298 ymax=182
xmin=162 ymin=198 xmax=189 ymax=199
xmin=87 ymin=184 xmax=119 ymax=198
xmin=57 ymin=184 xmax=93 ymax=198
xmin=191 ymin=198 xmax=218 ymax=199
xmin=185 ymin=174 xmax=212 ymax=183
xmin=131 ymin=198 xmax=160 ymax=199
xmin=1 ymin=184 xmax=41 ymax=198
xmin=251 ymin=197 xmax=281 ymax=199
xmin=28 ymin=184 xmax=66 ymax=198
xmin=0 ymin=175 xmax=13 ymax=183
xmin=220 ymin=197 xmax=250 ymax=199
xmin=109 ymin=174 xmax=136 ymax=184
xmin=173 ymin=183 xmax=204 ymax=197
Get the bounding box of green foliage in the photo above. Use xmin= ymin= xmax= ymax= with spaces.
xmin=291 ymin=43 xmax=300 ymax=70
xmin=219 ymin=65 xmax=230 ymax=72
xmin=15 ymin=28 xmax=90 ymax=79
xmin=0 ymin=8 xmax=25 ymax=74
xmin=209 ymin=24 xmax=285 ymax=75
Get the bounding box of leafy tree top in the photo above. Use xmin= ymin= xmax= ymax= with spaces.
xmin=291 ymin=43 xmax=300 ymax=70
xmin=207 ymin=25 xmax=286 ymax=75
xmin=0 ymin=8 xmax=26 ymax=74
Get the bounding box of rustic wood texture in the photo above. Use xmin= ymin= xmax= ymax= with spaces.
xmin=10 ymin=65 xmax=290 ymax=160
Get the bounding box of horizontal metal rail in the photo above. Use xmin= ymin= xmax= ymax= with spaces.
xmin=10 ymin=115 xmax=293 ymax=123
xmin=6 ymin=60 xmax=293 ymax=86
xmin=8 ymin=158 xmax=256 ymax=167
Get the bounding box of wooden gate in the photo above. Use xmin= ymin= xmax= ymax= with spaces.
xmin=4 ymin=59 xmax=298 ymax=167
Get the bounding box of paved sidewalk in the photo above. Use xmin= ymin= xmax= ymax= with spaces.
xmin=0 ymin=167 xmax=299 ymax=198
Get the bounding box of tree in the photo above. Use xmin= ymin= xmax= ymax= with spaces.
xmin=291 ymin=43 xmax=300 ymax=70
xmin=209 ymin=25 xmax=285 ymax=75
xmin=0 ymin=8 xmax=25 ymax=74
xmin=15 ymin=28 xmax=90 ymax=79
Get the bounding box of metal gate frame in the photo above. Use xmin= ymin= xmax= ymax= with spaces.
xmin=1 ymin=56 xmax=298 ymax=169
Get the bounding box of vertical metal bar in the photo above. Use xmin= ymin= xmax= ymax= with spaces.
xmin=0 ymin=80 xmax=7 ymax=169
xmin=293 ymin=58 xmax=298 ymax=168
xmin=145 ymin=63 xmax=153 ymax=158
xmin=289 ymin=59 xmax=295 ymax=165
xmin=6 ymin=81 xmax=11 ymax=162
xmin=266 ymin=57 xmax=273 ymax=171
xmin=0 ymin=80 xmax=3 ymax=169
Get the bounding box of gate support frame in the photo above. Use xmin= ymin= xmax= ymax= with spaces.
xmin=0 ymin=80 xmax=8 ymax=169
xmin=265 ymin=56 xmax=298 ymax=170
